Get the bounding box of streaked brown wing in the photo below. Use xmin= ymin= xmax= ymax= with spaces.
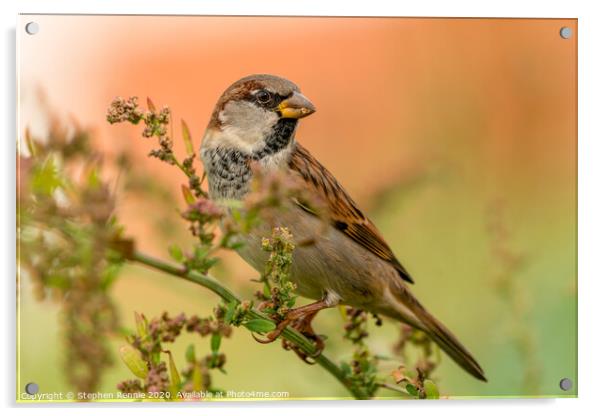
xmin=289 ymin=143 xmax=414 ymax=284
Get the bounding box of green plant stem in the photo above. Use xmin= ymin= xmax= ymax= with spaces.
xmin=170 ymin=156 xmax=189 ymax=177
xmin=130 ymin=250 xmax=370 ymax=400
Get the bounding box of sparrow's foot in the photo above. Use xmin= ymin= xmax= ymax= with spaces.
xmin=251 ymin=298 xmax=330 ymax=361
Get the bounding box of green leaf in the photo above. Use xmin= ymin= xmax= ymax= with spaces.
xmin=118 ymin=345 xmax=148 ymax=378
xmin=340 ymin=362 xmax=351 ymax=376
xmin=193 ymin=244 xmax=209 ymax=259
xmin=134 ymin=312 xmax=148 ymax=338
xmin=181 ymin=120 xmax=194 ymax=156
xmin=405 ymin=383 xmax=419 ymax=397
xmin=151 ymin=351 xmax=161 ymax=366
xmin=203 ymin=257 xmax=219 ymax=270
xmin=31 ymin=156 xmax=62 ymax=195
xmin=165 ymin=350 xmax=181 ymax=399
xmin=338 ymin=305 xmax=348 ymax=320
xmin=229 ymin=241 xmax=245 ymax=250
xmin=210 ymin=333 xmax=222 ymax=354
xmin=181 ymin=185 xmax=196 ymax=205
xmin=423 ymin=380 xmax=439 ymax=399
xmin=224 ymin=301 xmax=237 ymax=324
xmin=262 ymin=282 xmax=271 ymax=298
xmin=192 ymin=362 xmax=203 ymax=391
xmin=185 ymin=344 xmax=196 ymax=364
xmin=168 ymin=244 xmax=184 ymax=262
xmin=100 ymin=262 xmax=122 ymax=290
xmin=243 ymin=319 xmax=276 ymax=333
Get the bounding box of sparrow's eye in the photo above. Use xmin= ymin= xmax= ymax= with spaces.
xmin=255 ymin=90 xmax=272 ymax=105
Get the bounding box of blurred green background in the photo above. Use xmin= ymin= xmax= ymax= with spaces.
xmin=18 ymin=16 xmax=576 ymax=399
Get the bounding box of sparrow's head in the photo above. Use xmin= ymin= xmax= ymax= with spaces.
xmin=204 ymin=74 xmax=315 ymax=154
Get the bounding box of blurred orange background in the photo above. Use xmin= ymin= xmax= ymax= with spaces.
xmin=18 ymin=15 xmax=576 ymax=399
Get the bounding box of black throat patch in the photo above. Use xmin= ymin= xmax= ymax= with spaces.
xmin=253 ymin=118 xmax=298 ymax=160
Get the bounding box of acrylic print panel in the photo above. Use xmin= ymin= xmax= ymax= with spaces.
xmin=17 ymin=15 xmax=577 ymax=402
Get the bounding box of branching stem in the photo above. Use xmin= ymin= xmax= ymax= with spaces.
xmin=130 ymin=250 xmax=370 ymax=400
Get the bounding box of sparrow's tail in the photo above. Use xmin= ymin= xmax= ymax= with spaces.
xmin=387 ymin=283 xmax=487 ymax=382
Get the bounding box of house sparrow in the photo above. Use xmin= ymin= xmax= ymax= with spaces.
xmin=200 ymin=74 xmax=486 ymax=381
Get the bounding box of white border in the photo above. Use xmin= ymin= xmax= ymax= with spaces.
xmin=5 ymin=0 xmax=588 ymax=18
xmin=3 ymin=1 xmax=601 ymax=415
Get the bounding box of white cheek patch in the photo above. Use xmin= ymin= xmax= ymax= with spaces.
xmin=201 ymin=128 xmax=254 ymax=154
xmin=217 ymin=100 xmax=279 ymax=151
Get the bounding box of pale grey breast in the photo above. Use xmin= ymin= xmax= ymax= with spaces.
xmin=200 ymin=147 xmax=252 ymax=200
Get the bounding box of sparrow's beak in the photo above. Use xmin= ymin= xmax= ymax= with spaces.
xmin=278 ymin=92 xmax=316 ymax=119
